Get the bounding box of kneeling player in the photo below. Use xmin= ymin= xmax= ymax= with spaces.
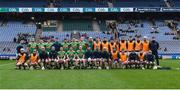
xmin=29 ymin=50 xmax=39 ymax=70
xmin=57 ymin=47 xmax=66 ymax=69
xmin=128 ymin=51 xmax=139 ymax=69
xmin=138 ymin=51 xmax=146 ymax=69
xmin=110 ymin=47 xmax=120 ymax=69
xmin=16 ymin=48 xmax=28 ymax=70
xmin=120 ymin=50 xmax=128 ymax=69
xmin=144 ymin=51 xmax=155 ymax=69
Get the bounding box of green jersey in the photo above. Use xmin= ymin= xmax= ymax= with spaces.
xmin=76 ymin=50 xmax=85 ymax=58
xmin=70 ymin=42 xmax=78 ymax=51
xmin=66 ymin=50 xmax=76 ymax=59
xmin=62 ymin=42 xmax=69 ymax=52
xmin=58 ymin=51 xmax=66 ymax=58
xmin=29 ymin=42 xmax=37 ymax=53
xmin=78 ymin=41 xmax=87 ymax=51
xmin=46 ymin=42 xmax=53 ymax=52
xmin=88 ymin=41 xmax=93 ymax=49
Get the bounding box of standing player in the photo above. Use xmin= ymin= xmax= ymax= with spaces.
xmin=49 ymin=46 xmax=58 ymax=69
xmin=29 ymin=49 xmax=39 ymax=70
xmin=127 ymin=36 xmax=135 ymax=52
xmin=28 ymin=40 xmax=37 ymax=53
xmin=119 ymin=37 xmax=127 ymax=52
xmin=61 ymin=39 xmax=69 ymax=52
xmin=134 ymin=37 xmax=142 ymax=52
xmin=57 ymin=47 xmax=66 ymax=69
xmin=93 ymin=37 xmax=101 ymax=51
xmin=78 ymin=37 xmax=87 ymax=51
xmin=114 ymin=39 xmax=120 ymax=52
xmin=87 ymin=37 xmax=94 ymax=50
xmin=110 ymin=47 xmax=120 ymax=69
xmin=101 ymin=37 xmax=109 ymax=52
xmin=16 ymin=48 xmax=28 ymax=70
xmin=109 ymin=39 xmax=117 ymax=52
xmin=45 ymin=40 xmax=53 ymax=53
xmin=149 ymin=37 xmax=160 ymax=66
xmin=142 ymin=36 xmax=150 ymax=53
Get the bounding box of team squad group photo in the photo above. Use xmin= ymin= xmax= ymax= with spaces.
xmin=16 ymin=35 xmax=160 ymax=70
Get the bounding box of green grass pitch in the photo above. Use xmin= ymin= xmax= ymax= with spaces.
xmin=0 ymin=59 xmax=180 ymax=89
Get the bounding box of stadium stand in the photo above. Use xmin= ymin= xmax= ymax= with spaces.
xmin=0 ymin=0 xmax=47 ymax=7
xmin=112 ymin=0 xmax=165 ymax=7
xmin=0 ymin=20 xmax=179 ymax=55
xmin=0 ymin=21 xmax=36 ymax=42
xmin=57 ymin=0 xmax=108 ymax=7
xmin=63 ymin=20 xmax=93 ymax=31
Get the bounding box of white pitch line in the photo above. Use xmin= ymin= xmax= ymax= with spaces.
xmin=0 ymin=62 xmax=14 ymax=67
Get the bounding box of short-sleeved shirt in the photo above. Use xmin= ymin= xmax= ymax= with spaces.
xmin=66 ymin=50 xmax=76 ymax=59
xmin=76 ymin=50 xmax=85 ymax=58
xmin=58 ymin=51 xmax=66 ymax=58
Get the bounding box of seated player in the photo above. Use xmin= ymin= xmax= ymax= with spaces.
xmin=101 ymin=47 xmax=110 ymax=69
xmin=39 ymin=46 xmax=49 ymax=70
xmin=57 ymin=47 xmax=66 ymax=69
xmin=92 ymin=47 xmax=102 ymax=69
xmin=144 ymin=51 xmax=155 ymax=69
xmin=29 ymin=49 xmax=39 ymax=70
xmin=85 ymin=47 xmax=93 ymax=68
xmin=49 ymin=46 xmax=58 ymax=69
xmin=16 ymin=48 xmax=28 ymax=70
xmin=128 ymin=51 xmax=139 ymax=69
xmin=138 ymin=51 xmax=146 ymax=69
xmin=110 ymin=47 xmax=120 ymax=69
xmin=120 ymin=50 xmax=128 ymax=69
xmin=76 ymin=46 xmax=86 ymax=69
xmin=66 ymin=46 xmax=76 ymax=69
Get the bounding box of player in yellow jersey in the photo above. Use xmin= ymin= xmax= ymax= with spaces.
xmin=29 ymin=50 xmax=39 ymax=70
xmin=142 ymin=36 xmax=150 ymax=53
xmin=110 ymin=47 xmax=120 ymax=69
xmin=120 ymin=50 xmax=128 ymax=69
xmin=16 ymin=48 xmax=28 ymax=70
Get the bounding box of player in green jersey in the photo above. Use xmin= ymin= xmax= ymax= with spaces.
xmin=57 ymin=47 xmax=66 ymax=69
xmin=87 ymin=37 xmax=94 ymax=50
xmin=28 ymin=40 xmax=37 ymax=53
xmin=66 ymin=46 xmax=76 ymax=68
xmin=70 ymin=38 xmax=78 ymax=51
xmin=45 ymin=40 xmax=53 ymax=53
xmin=61 ymin=39 xmax=69 ymax=52
xmin=76 ymin=46 xmax=86 ymax=68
